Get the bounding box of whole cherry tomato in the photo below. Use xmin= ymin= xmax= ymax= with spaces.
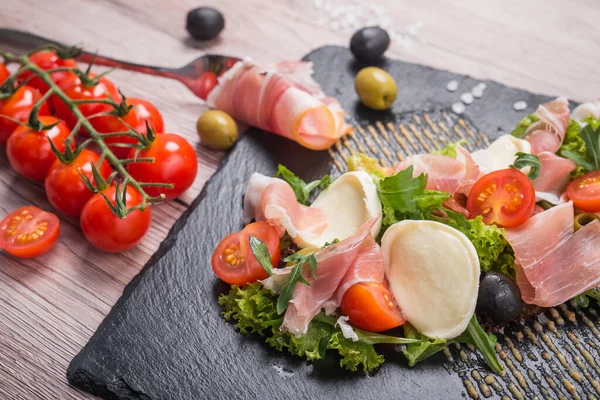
xmin=51 ymin=72 xmax=120 ymax=132
xmin=566 ymin=170 xmax=600 ymax=212
xmin=0 ymin=63 xmax=9 ymax=86
xmin=18 ymin=51 xmax=78 ymax=94
xmin=91 ymin=97 xmax=165 ymax=158
xmin=211 ymin=222 xmax=280 ymax=285
xmin=340 ymin=282 xmax=406 ymax=332
xmin=0 ymin=206 xmax=60 ymax=258
xmin=195 ymin=71 xmax=218 ymax=100
xmin=0 ymin=85 xmax=51 ymax=145
xmin=45 ymin=149 xmax=112 ymax=217
xmin=7 ymin=116 xmax=74 ymax=181
xmin=126 ymin=133 xmax=198 ymax=201
xmin=80 ymin=185 xmax=152 ymax=253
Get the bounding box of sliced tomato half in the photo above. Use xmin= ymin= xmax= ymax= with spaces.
xmin=340 ymin=282 xmax=406 ymax=332
xmin=566 ymin=170 xmax=600 ymax=212
xmin=466 ymin=168 xmax=535 ymax=228
xmin=211 ymin=222 xmax=281 ymax=285
xmin=0 ymin=206 xmax=60 ymax=258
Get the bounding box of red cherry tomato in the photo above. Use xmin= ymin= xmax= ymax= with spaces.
xmin=18 ymin=51 xmax=78 ymax=93
xmin=340 ymin=282 xmax=406 ymax=332
xmin=0 ymin=85 xmax=51 ymax=145
xmin=211 ymin=222 xmax=281 ymax=285
xmin=195 ymin=71 xmax=218 ymax=100
xmin=80 ymin=185 xmax=152 ymax=253
xmin=466 ymin=168 xmax=535 ymax=228
xmin=0 ymin=63 xmax=9 ymax=86
xmin=45 ymin=149 xmax=112 ymax=217
xmin=7 ymin=116 xmax=74 ymax=181
xmin=91 ymin=97 xmax=165 ymax=158
xmin=51 ymin=72 xmax=120 ymax=132
xmin=0 ymin=206 xmax=60 ymax=258
xmin=126 ymin=133 xmax=198 ymax=201
xmin=566 ymin=170 xmax=600 ymax=212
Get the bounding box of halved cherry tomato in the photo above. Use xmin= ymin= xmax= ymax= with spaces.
xmin=0 ymin=206 xmax=60 ymax=258
xmin=195 ymin=71 xmax=218 ymax=100
xmin=466 ymin=168 xmax=535 ymax=228
xmin=51 ymin=72 xmax=120 ymax=131
xmin=340 ymin=282 xmax=406 ymax=332
xmin=18 ymin=51 xmax=77 ymax=93
xmin=211 ymin=222 xmax=280 ymax=285
xmin=91 ymin=97 xmax=165 ymax=158
xmin=0 ymin=63 xmax=9 ymax=86
xmin=80 ymin=185 xmax=152 ymax=253
xmin=566 ymin=170 xmax=600 ymax=212
xmin=7 ymin=116 xmax=74 ymax=181
xmin=45 ymin=149 xmax=112 ymax=217
xmin=0 ymin=85 xmax=52 ymax=145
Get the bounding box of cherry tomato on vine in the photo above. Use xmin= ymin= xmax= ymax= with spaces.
xmin=466 ymin=168 xmax=535 ymax=228
xmin=126 ymin=133 xmax=198 ymax=201
xmin=211 ymin=222 xmax=280 ymax=285
xmin=91 ymin=97 xmax=165 ymax=158
xmin=0 ymin=206 xmax=60 ymax=258
xmin=51 ymin=72 xmax=120 ymax=132
xmin=18 ymin=51 xmax=78 ymax=94
xmin=0 ymin=85 xmax=51 ymax=145
xmin=566 ymin=170 xmax=600 ymax=212
xmin=195 ymin=71 xmax=218 ymax=100
xmin=45 ymin=149 xmax=112 ymax=217
xmin=0 ymin=63 xmax=9 ymax=86
xmin=80 ymin=185 xmax=152 ymax=253
xmin=7 ymin=116 xmax=74 ymax=182
xmin=340 ymin=282 xmax=406 ymax=332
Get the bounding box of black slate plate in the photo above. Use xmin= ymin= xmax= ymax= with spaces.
xmin=68 ymin=46 xmax=599 ymax=400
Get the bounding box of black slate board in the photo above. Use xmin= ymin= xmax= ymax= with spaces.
xmin=68 ymin=46 xmax=597 ymax=400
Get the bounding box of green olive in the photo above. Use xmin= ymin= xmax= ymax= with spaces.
xmin=196 ymin=110 xmax=238 ymax=150
xmin=574 ymin=212 xmax=600 ymax=231
xmin=354 ymin=67 xmax=397 ymax=110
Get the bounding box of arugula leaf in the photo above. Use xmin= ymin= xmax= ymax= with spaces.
xmin=560 ymin=149 xmax=596 ymax=172
xmin=510 ymin=113 xmax=539 ymax=138
xmin=402 ymin=323 xmax=447 ymax=367
xmin=278 ymin=252 xmax=317 ymax=314
xmin=559 ymin=121 xmax=600 ymax=174
xmin=276 ymin=165 xmax=331 ymax=205
xmin=453 ymin=315 xmax=503 ymax=374
xmin=510 ymin=152 xmax=541 ymax=180
xmin=580 ymin=124 xmax=600 ymax=171
xmin=249 ymin=236 xmax=274 ymax=276
xmin=432 ymin=139 xmax=467 ymax=158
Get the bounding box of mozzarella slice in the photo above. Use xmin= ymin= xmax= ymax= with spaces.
xmin=571 ymin=101 xmax=600 ymax=122
xmin=471 ymin=134 xmax=531 ymax=174
xmin=300 ymin=171 xmax=382 ymax=248
xmin=381 ymin=220 xmax=480 ymax=339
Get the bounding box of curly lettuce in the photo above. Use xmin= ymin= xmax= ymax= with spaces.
xmin=431 ymin=139 xmax=467 ymax=158
xmin=510 ymin=113 xmax=539 ymax=138
xmin=346 ymin=153 xmax=387 ymax=180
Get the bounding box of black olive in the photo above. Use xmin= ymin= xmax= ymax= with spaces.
xmin=350 ymin=27 xmax=390 ymax=62
xmin=186 ymin=7 xmax=225 ymax=41
xmin=476 ymin=272 xmax=523 ymax=324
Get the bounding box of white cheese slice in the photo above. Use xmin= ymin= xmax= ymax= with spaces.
xmin=299 ymin=171 xmax=382 ymax=248
xmin=471 ymin=134 xmax=531 ymax=174
xmin=381 ymin=220 xmax=480 ymax=339
xmin=571 ymin=101 xmax=600 ymax=122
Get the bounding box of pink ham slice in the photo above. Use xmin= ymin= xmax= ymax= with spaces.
xmin=206 ymin=59 xmax=352 ymax=150
xmin=504 ymin=202 xmax=600 ymax=307
xmin=532 ymin=152 xmax=576 ymax=204
xmin=524 ymin=97 xmax=570 ymax=154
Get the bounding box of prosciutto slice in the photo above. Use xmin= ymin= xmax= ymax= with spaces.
xmin=207 ymin=59 xmax=352 ymax=150
xmin=524 ymin=97 xmax=570 ymax=154
xmin=504 ymin=202 xmax=600 ymax=307
xmin=532 ymin=152 xmax=576 ymax=204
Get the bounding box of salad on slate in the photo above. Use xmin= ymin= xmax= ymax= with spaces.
xmin=211 ymin=96 xmax=600 ymax=373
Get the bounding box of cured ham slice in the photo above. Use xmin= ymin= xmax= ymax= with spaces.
xmin=281 ymin=218 xmax=377 ymax=336
xmin=532 ymin=152 xmax=576 ymax=204
xmin=207 ymin=59 xmax=352 ymax=150
xmin=524 ymin=97 xmax=570 ymax=154
xmin=504 ymin=202 xmax=600 ymax=307
xmin=243 ymin=173 xmax=280 ymax=224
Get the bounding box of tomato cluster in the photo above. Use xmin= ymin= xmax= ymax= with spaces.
xmin=0 ymin=51 xmax=198 ymax=257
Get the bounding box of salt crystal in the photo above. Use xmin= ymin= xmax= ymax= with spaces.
xmin=446 ymin=80 xmax=458 ymax=92
xmin=272 ymin=364 xmax=294 ymax=378
xmin=452 ymin=102 xmax=466 ymax=114
xmin=471 ymin=82 xmax=486 ymax=98
xmin=460 ymin=92 xmax=474 ymax=105
xmin=513 ymin=100 xmax=528 ymax=111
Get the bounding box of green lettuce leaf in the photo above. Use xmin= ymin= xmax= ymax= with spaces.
xmin=346 ymin=153 xmax=387 ymax=180
xmin=402 ymin=323 xmax=447 ymax=367
xmin=492 ymin=250 xmax=516 ymax=280
xmin=510 ymin=113 xmax=538 ymax=138
xmin=431 ymin=139 xmax=467 ymax=158
xmin=276 ymin=165 xmax=330 ymax=205
xmin=558 ymin=119 xmax=600 ymax=176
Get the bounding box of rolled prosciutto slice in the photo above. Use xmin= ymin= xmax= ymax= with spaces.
xmin=524 ymin=97 xmax=570 ymax=154
xmin=504 ymin=202 xmax=600 ymax=307
xmin=207 ymin=59 xmax=352 ymax=150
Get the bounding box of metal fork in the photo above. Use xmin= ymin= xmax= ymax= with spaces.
xmin=0 ymin=28 xmax=241 ymax=99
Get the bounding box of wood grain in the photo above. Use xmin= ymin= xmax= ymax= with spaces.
xmin=0 ymin=0 xmax=598 ymax=398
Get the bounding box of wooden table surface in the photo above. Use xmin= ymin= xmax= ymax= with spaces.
xmin=0 ymin=0 xmax=599 ymax=398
